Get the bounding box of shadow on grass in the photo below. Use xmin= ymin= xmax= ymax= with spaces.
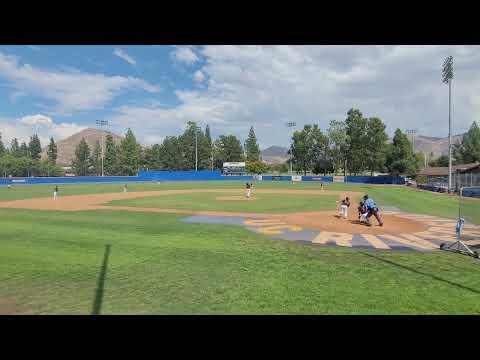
xmin=91 ymin=245 xmax=111 ymax=315
xmin=359 ymin=251 xmax=480 ymax=295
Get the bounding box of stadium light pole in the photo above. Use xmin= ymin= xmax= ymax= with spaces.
xmin=194 ymin=125 xmax=201 ymax=172
xmin=442 ymin=56 xmax=454 ymax=192
xmin=405 ymin=129 xmax=418 ymax=153
xmin=96 ymin=120 xmax=108 ymax=176
xmin=286 ymin=122 xmax=296 ymax=175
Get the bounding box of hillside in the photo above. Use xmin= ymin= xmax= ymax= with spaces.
xmin=415 ymin=134 xmax=464 ymax=158
xmin=261 ymin=146 xmax=289 ymax=165
xmin=41 ymin=128 xmax=122 ymax=166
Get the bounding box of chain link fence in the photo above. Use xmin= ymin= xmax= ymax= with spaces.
xmin=454 ymin=172 xmax=480 ymax=192
xmin=459 ymin=186 xmax=480 ymax=226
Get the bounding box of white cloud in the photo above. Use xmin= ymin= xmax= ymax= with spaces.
xmin=19 ymin=114 xmax=53 ymax=126
xmin=0 ymin=51 xmax=159 ymax=114
xmin=113 ymin=48 xmax=136 ymax=65
xmin=193 ymin=70 xmax=205 ymax=83
xmin=107 ymin=45 xmax=480 ymax=148
xmin=172 ymin=46 xmax=199 ymax=65
xmin=0 ymin=114 xmax=86 ymax=146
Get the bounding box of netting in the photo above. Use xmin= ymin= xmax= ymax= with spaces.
xmin=459 ymin=186 xmax=480 ymax=226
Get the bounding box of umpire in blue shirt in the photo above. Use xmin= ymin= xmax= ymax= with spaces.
xmin=363 ymin=194 xmax=384 ymax=227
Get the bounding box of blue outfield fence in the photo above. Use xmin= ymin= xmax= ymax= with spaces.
xmin=0 ymin=176 xmax=144 ymax=186
xmin=345 ymin=176 xmax=406 ymax=185
xmin=0 ymin=170 xmax=254 ymax=186
xmin=0 ymin=170 xmax=405 ymax=186
xmin=139 ymin=170 xmax=252 ymax=181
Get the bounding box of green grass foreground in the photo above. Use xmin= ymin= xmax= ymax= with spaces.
xmin=1 ymin=181 xmax=479 ymax=314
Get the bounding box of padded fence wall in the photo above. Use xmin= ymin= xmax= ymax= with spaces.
xmin=345 ymin=176 xmax=406 ymax=184
xmin=0 ymin=176 xmax=141 ymax=185
xmin=0 ymin=170 xmax=254 ymax=185
xmin=1 ymin=171 xmax=406 ymax=185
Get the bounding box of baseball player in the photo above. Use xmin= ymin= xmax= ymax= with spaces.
xmin=339 ymin=196 xmax=351 ymax=219
xmin=123 ymin=184 xmax=128 ymax=193
xmin=53 ymin=185 xmax=59 ymax=200
xmin=358 ymin=201 xmax=368 ymax=224
xmin=362 ymin=194 xmax=383 ymax=226
xmin=245 ymin=182 xmax=252 ymax=199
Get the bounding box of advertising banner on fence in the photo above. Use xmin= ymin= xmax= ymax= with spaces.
xmin=253 ymin=175 xmax=263 ymax=181
xmin=291 ymin=175 xmax=302 ymax=182
xmin=222 ymin=162 xmax=246 ymax=175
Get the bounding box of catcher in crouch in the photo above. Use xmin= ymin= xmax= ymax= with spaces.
xmin=362 ymin=194 xmax=384 ymax=227
xmin=358 ymin=200 xmax=368 ymax=224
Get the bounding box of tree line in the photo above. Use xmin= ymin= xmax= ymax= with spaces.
xmin=0 ymin=133 xmax=62 ymax=177
xmin=3 ymin=110 xmax=478 ymax=178
xmin=289 ymin=108 xmax=420 ymax=176
xmin=70 ymin=122 xmax=265 ymax=176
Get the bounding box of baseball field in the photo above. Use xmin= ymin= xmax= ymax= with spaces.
xmin=1 ymin=180 xmax=480 ymax=314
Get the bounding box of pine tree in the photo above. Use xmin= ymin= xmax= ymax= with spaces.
xmin=91 ymin=140 xmax=102 ymax=175
xmin=453 ymin=121 xmax=480 ymax=164
xmin=205 ymin=124 xmax=213 ymax=170
xmin=245 ymin=126 xmax=261 ymax=161
xmin=327 ymin=120 xmax=348 ymax=176
xmin=142 ymin=144 xmax=162 ymax=170
xmin=179 ymin=121 xmax=210 ymax=169
xmin=10 ymin=138 xmax=20 ymax=157
xmin=117 ymin=129 xmax=141 ymax=176
xmin=0 ymin=132 xmax=5 ymax=156
xmin=213 ymin=135 xmax=244 ymax=168
xmin=47 ymin=137 xmax=58 ymax=164
xmin=72 ymin=138 xmax=92 ymax=176
xmin=365 ymin=117 xmax=388 ymax=175
xmin=160 ymin=136 xmax=185 ymax=170
xmin=345 ymin=108 xmax=368 ymax=175
xmin=20 ymin=142 xmax=29 ymax=158
xmin=385 ymin=129 xmax=418 ymax=176
xmin=104 ymin=135 xmax=117 ymax=175
xmin=28 ymin=134 xmax=42 ymax=161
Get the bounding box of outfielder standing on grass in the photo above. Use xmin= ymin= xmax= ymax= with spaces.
xmin=245 ymin=182 xmax=252 ymax=199
xmin=53 ymin=185 xmax=59 ymax=200
xmin=363 ymin=194 xmax=383 ymax=226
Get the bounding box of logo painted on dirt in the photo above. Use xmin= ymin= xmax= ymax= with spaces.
xmin=183 ymin=211 xmax=480 ymax=252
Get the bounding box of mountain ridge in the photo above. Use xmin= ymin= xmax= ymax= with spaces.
xmin=41 ymin=128 xmax=122 ymax=166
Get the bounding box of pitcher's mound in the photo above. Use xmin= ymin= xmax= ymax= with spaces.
xmin=216 ymin=196 xmax=258 ymax=201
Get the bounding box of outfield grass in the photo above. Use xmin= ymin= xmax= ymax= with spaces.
xmin=1 ymin=181 xmax=480 ymax=314
xmin=108 ymin=192 xmax=338 ymax=213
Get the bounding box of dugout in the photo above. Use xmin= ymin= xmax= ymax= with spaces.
xmin=455 ymin=162 xmax=480 ymax=191
xmin=417 ymin=162 xmax=479 ymax=192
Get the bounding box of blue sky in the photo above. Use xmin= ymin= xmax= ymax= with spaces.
xmin=0 ymin=45 xmax=479 ymax=149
